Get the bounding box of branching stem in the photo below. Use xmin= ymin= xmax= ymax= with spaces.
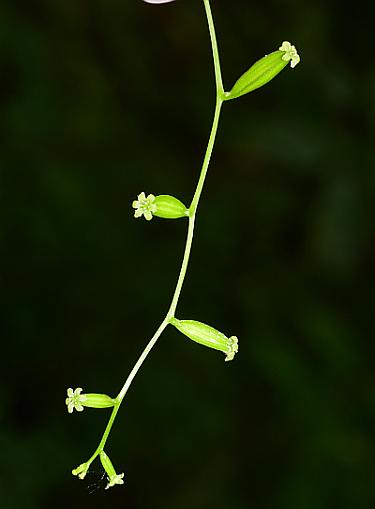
xmin=86 ymin=0 xmax=225 ymax=462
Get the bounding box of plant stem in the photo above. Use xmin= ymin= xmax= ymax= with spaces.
xmin=167 ymin=214 xmax=195 ymax=317
xmin=85 ymin=0 xmax=225 ymax=461
xmin=117 ymin=318 xmax=169 ymax=401
xmin=190 ymin=97 xmax=222 ymax=214
xmin=203 ymin=0 xmax=224 ymax=98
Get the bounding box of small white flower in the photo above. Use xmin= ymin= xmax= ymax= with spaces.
xmin=279 ymin=41 xmax=300 ymax=68
xmin=65 ymin=387 xmax=87 ymax=413
xmin=105 ymin=473 xmax=125 ymax=489
xmin=132 ymin=192 xmax=157 ymax=221
xmin=143 ymin=0 xmax=176 ymax=4
xmin=225 ymin=336 xmax=239 ymax=362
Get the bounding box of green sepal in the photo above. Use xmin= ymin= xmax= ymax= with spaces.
xmin=153 ymin=195 xmax=189 ymax=219
xmin=170 ymin=318 xmax=238 ymax=361
xmin=100 ymin=451 xmax=116 ymax=478
xmin=82 ymin=393 xmax=116 ymax=409
xmin=225 ymin=50 xmax=288 ymax=100
xmin=100 ymin=451 xmax=125 ymax=489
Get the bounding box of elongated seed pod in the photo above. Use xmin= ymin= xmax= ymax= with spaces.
xmin=226 ymin=51 xmax=288 ymax=99
xmin=171 ymin=318 xmax=238 ymax=361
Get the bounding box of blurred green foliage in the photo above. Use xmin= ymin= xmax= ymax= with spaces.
xmin=1 ymin=0 xmax=374 ymax=508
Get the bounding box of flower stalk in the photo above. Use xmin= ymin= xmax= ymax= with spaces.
xmin=67 ymin=0 xmax=300 ymax=488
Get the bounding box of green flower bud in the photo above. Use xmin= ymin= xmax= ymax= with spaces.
xmin=65 ymin=387 xmax=115 ymax=413
xmin=100 ymin=451 xmax=125 ymax=490
xmin=225 ymin=40 xmax=300 ymax=100
xmin=72 ymin=462 xmax=89 ymax=480
xmin=153 ymin=195 xmax=189 ymax=219
xmin=170 ymin=318 xmax=238 ymax=361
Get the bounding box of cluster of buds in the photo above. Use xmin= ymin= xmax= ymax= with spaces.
xmin=66 ymin=388 xmax=125 ymax=489
xmin=71 ymin=451 xmax=125 ymax=490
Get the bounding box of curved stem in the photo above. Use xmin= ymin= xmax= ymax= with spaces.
xmin=85 ymin=319 xmax=170 ymax=462
xmin=81 ymin=0 xmax=225 ymax=464
xmin=190 ymin=97 xmax=222 ymax=214
xmin=117 ymin=318 xmax=169 ymax=401
xmin=167 ymin=215 xmax=195 ymax=318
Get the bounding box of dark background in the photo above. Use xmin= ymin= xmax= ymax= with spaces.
xmin=1 ymin=0 xmax=374 ymax=507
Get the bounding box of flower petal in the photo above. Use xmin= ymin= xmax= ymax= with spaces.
xmin=105 ymin=473 xmax=125 ymax=489
xmin=279 ymin=41 xmax=291 ymax=52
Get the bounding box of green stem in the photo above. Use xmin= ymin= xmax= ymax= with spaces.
xmin=87 ymin=403 xmax=120 ymax=465
xmin=203 ymin=0 xmax=224 ymax=98
xmin=117 ymin=318 xmax=169 ymax=401
xmin=190 ymin=97 xmax=222 ymax=214
xmin=82 ymin=0 xmax=225 ymax=463
xmin=167 ymin=214 xmax=195 ymax=317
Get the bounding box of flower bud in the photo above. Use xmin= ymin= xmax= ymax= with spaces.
xmin=100 ymin=451 xmax=125 ymax=490
xmin=225 ymin=41 xmax=300 ymax=100
xmin=72 ymin=462 xmax=89 ymax=480
xmin=153 ymin=195 xmax=189 ymax=219
xmin=170 ymin=318 xmax=238 ymax=361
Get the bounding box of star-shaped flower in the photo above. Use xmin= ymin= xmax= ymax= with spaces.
xmin=105 ymin=473 xmax=125 ymax=490
xmin=279 ymin=41 xmax=300 ymax=68
xmin=65 ymin=387 xmax=87 ymax=413
xmin=132 ymin=192 xmax=157 ymax=221
xmin=225 ymin=336 xmax=239 ymax=362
